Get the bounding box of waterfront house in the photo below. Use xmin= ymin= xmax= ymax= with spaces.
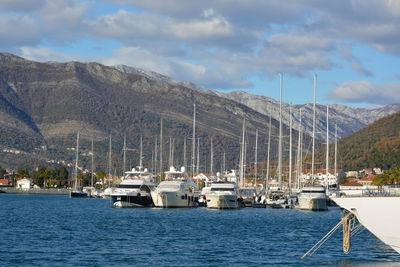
xmin=359 ymin=174 xmax=377 ymax=186
xmin=16 ymin=178 xmax=32 ymax=189
xmin=0 ymin=179 xmax=10 ymax=186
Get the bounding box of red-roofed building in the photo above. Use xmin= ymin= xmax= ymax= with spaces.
xmin=0 ymin=179 xmax=10 ymax=185
xmin=359 ymin=174 xmax=377 ymax=186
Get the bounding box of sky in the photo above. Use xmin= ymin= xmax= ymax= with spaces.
xmin=1 ymin=0 xmax=400 ymax=107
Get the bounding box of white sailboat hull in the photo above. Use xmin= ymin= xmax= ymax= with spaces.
xmin=332 ymin=196 xmax=400 ymax=254
xmin=151 ymin=191 xmax=197 ymax=208
xmin=206 ymin=194 xmax=238 ymax=209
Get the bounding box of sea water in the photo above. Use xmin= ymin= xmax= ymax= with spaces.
xmin=0 ymin=194 xmax=399 ymax=266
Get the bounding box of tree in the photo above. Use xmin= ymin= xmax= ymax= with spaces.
xmin=16 ymin=169 xmax=29 ymax=179
xmin=373 ymin=167 xmax=400 ymax=186
xmin=96 ymin=170 xmax=106 ymax=188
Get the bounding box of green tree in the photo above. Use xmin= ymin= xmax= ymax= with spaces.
xmin=16 ymin=169 xmax=29 ymax=179
xmin=96 ymin=170 xmax=106 ymax=188
xmin=373 ymin=167 xmax=400 ymax=186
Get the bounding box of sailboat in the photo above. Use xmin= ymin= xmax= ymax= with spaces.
xmin=70 ymin=132 xmax=88 ymax=198
xmin=296 ymin=74 xmax=328 ymax=211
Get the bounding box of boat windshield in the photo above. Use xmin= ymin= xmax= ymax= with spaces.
xmin=158 ymin=184 xmax=180 ymax=190
xmin=118 ymin=184 xmax=141 ymax=189
xmin=211 ymin=188 xmax=234 ymax=191
xmin=301 ymin=190 xmax=324 ymax=193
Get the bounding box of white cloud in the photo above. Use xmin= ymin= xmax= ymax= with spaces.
xmin=0 ymin=14 xmax=41 ymax=48
xmin=102 ymin=46 xmax=252 ymax=89
xmin=330 ymin=81 xmax=400 ymax=104
xmin=0 ymin=0 xmax=45 ymax=11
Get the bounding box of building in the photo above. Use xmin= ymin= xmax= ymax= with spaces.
xmin=16 ymin=178 xmax=32 ymax=189
xmin=359 ymin=174 xmax=377 ymax=186
xmin=0 ymin=179 xmax=10 ymax=186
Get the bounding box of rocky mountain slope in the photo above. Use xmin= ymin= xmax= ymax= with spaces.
xmin=0 ymin=53 xmax=312 ymax=171
xmin=336 ymin=111 xmax=400 ymax=170
xmin=114 ymin=65 xmax=400 ymax=140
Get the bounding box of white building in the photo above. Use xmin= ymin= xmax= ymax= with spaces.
xmin=16 ymin=178 xmax=32 ymax=189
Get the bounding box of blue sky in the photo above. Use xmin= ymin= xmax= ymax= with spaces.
xmin=1 ymin=0 xmax=400 ymax=107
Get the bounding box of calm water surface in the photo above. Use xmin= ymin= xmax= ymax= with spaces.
xmin=0 ymin=194 xmax=399 ymax=266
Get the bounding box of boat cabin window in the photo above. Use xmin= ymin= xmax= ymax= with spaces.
xmin=118 ymin=184 xmax=141 ymax=189
xmin=301 ymin=190 xmax=325 ymax=193
xmin=211 ymin=188 xmax=234 ymax=191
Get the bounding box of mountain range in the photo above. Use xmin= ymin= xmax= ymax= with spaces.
xmin=0 ymin=53 xmax=310 ymax=171
xmin=0 ymin=53 xmax=398 ymax=172
xmin=115 ymin=65 xmax=400 ymax=140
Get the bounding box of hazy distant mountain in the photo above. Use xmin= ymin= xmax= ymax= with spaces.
xmin=113 ymin=65 xmax=400 ymax=141
xmin=213 ymin=91 xmax=400 ymax=140
xmin=0 ymin=53 xmax=312 ymax=170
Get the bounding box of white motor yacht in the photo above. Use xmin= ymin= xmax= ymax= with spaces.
xmin=151 ymin=180 xmax=198 ymax=208
xmin=111 ymin=167 xmax=156 ymax=208
xmin=205 ymin=182 xmax=239 ymax=209
xmin=297 ymin=185 xmax=328 ymax=211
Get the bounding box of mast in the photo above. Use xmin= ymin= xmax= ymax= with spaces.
xmin=254 ymin=128 xmax=258 ymax=188
xmin=154 ymin=136 xmax=158 ymax=176
xmin=108 ymin=135 xmax=112 ymax=187
xmin=91 ymin=138 xmax=94 ymax=188
xmin=122 ymin=135 xmax=126 ymax=175
xmin=296 ymin=109 xmax=302 ymax=190
xmin=210 ymin=137 xmax=214 ymax=175
xmin=334 ymin=123 xmax=338 ymax=180
xmin=191 ymin=104 xmax=196 ymax=177
xmin=74 ymin=131 xmax=80 ymax=190
xmin=159 ymin=118 xmax=163 ymax=179
xmin=139 ymin=135 xmax=143 ymax=170
xmin=325 ymin=105 xmax=329 ymax=189
xmin=239 ymin=118 xmax=246 ymax=188
xmin=311 ymin=74 xmax=317 ymax=182
xmin=266 ymin=107 xmax=272 ymax=184
xmin=222 ymin=151 xmax=226 ymax=177
xmin=278 ymin=73 xmax=283 ymax=187
xmin=183 ymin=136 xmax=187 ymax=173
xmin=168 ymin=137 xmax=172 ymax=167
xmin=196 ymin=137 xmax=200 ymax=175
xmin=289 ymin=104 xmax=292 ymax=194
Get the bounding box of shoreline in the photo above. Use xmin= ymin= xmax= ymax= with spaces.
xmin=0 ymin=187 xmax=70 ymax=195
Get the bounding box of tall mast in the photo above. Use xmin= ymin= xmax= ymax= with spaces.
xmin=311 ymin=74 xmax=317 ymax=182
xmin=266 ymin=108 xmax=272 ymax=183
xmin=122 ymin=135 xmax=126 ymax=175
xmin=91 ymin=138 xmax=94 ymax=187
xmin=210 ymin=137 xmax=214 ymax=175
xmin=289 ymin=104 xmax=292 ymax=194
xmin=74 ymin=131 xmax=80 ymax=190
xmin=222 ymin=151 xmax=226 ymax=176
xmin=254 ymin=129 xmax=258 ymax=187
xmin=278 ymin=73 xmax=283 ymax=187
xmin=168 ymin=137 xmax=172 ymax=167
xmin=334 ymin=123 xmax=338 ymax=179
xmin=239 ymin=118 xmax=246 ymax=188
xmin=108 ymin=135 xmax=112 ymax=187
xmin=325 ymin=105 xmax=329 ymax=189
xmin=191 ymin=104 xmax=196 ymax=177
xmin=139 ymin=135 xmax=143 ymax=170
xmin=296 ymin=109 xmax=302 ymax=190
xmin=172 ymin=139 xmax=174 ymax=167
xmin=154 ymin=136 xmax=158 ymax=176
xmin=183 ymin=136 xmax=187 ymax=173
xmin=196 ymin=137 xmax=200 ymax=175
xmin=159 ymin=118 xmax=163 ymax=178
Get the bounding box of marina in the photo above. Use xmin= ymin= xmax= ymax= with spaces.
xmin=0 ymin=193 xmax=399 ymax=266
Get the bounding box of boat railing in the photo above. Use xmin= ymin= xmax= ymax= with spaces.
xmin=338 ymin=186 xmax=400 ymax=197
